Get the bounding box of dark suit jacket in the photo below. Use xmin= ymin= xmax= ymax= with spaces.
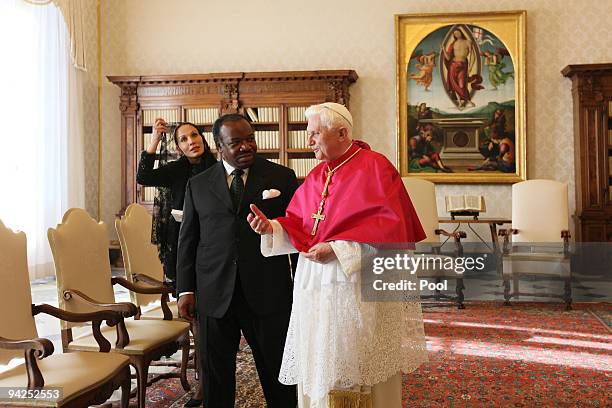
xmin=177 ymin=157 xmax=298 ymax=318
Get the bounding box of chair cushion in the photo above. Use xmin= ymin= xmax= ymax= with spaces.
xmin=68 ymin=319 xmax=189 ymax=355
xmin=0 ymin=352 xmax=129 ymax=406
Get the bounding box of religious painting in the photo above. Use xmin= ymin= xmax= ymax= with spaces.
xmin=396 ymin=11 xmax=526 ymax=183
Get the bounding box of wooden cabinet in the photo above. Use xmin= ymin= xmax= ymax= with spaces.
xmin=562 ymin=64 xmax=612 ymax=241
xmin=108 ymin=70 xmax=358 ymax=213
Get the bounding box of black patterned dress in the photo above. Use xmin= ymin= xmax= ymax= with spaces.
xmin=136 ymin=150 xmax=217 ymax=284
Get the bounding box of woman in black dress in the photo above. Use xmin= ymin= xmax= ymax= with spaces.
xmin=136 ymin=118 xmax=217 ymax=287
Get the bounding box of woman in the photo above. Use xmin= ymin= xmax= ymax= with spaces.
xmin=137 ymin=119 xmax=216 ymax=407
xmin=136 ymin=118 xmax=217 ymax=287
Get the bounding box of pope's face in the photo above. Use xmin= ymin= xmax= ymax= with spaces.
xmin=307 ymin=114 xmax=343 ymax=161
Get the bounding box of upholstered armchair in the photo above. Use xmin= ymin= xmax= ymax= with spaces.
xmin=402 ymin=178 xmax=467 ymax=308
xmin=0 ymin=219 xmax=131 ymax=407
xmin=115 ymin=203 xmax=179 ymax=320
xmin=116 ymin=203 xmax=200 ymax=376
xmin=498 ymin=179 xmax=572 ymax=309
xmin=47 ymin=208 xmax=191 ymax=408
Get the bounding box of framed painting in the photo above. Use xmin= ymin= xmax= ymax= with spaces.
xmin=396 ymin=11 xmax=526 ymax=183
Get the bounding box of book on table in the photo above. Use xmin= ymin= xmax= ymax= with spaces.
xmin=445 ymin=195 xmax=486 ymax=218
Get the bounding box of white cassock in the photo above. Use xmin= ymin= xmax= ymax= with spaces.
xmin=262 ymin=220 xmax=427 ymax=408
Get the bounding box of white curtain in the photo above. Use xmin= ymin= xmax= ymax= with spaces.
xmin=0 ymin=0 xmax=85 ymax=279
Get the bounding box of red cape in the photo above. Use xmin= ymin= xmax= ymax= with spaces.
xmin=276 ymin=141 xmax=426 ymax=252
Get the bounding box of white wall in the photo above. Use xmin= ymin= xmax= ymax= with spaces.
xmin=97 ymin=0 xmax=612 ymax=239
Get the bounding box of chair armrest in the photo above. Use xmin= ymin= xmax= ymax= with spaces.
xmin=561 ymin=230 xmax=571 ymax=255
xmin=113 ymin=277 xmax=174 ymax=320
xmin=498 ymin=228 xmax=518 ymax=254
xmin=62 ymin=289 xmax=137 ymax=349
xmin=112 ymin=276 xmax=173 ymax=295
xmin=132 ymin=273 xmax=164 ymax=286
xmin=0 ymin=336 xmax=53 ymax=355
xmin=498 ymin=228 xmax=518 ymax=236
xmin=0 ymin=336 xmax=53 ymax=388
xmin=63 ymin=289 xmax=138 ymax=317
xmin=435 ymin=229 xmax=466 ymax=256
xmin=435 ymin=229 xmax=467 ymax=240
xmin=133 ymin=273 xmax=177 ymax=298
xmin=32 ymin=303 xmax=125 ymax=352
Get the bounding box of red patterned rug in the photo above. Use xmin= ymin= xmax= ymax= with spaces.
xmin=404 ymin=302 xmax=612 ymax=407
xmin=122 ymin=302 xmax=611 ymax=407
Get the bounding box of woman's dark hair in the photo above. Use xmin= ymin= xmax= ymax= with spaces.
xmin=171 ymin=121 xmax=210 ymax=154
xmin=212 ymin=113 xmax=250 ymax=148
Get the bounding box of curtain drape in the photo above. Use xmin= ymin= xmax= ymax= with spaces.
xmin=22 ymin=0 xmax=87 ymax=70
xmin=0 ymin=0 xmax=85 ymax=279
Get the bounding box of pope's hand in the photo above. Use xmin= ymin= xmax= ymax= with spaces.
xmin=247 ymin=204 xmax=272 ymax=235
xmin=303 ymin=242 xmax=336 ymax=264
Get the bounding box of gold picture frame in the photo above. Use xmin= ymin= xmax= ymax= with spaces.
xmin=396 ymin=11 xmax=526 ymax=183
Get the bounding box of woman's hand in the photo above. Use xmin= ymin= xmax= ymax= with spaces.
xmin=146 ymin=118 xmax=168 ymax=154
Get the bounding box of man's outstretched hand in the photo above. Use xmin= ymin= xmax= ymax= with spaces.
xmin=247 ymin=204 xmax=273 ymax=235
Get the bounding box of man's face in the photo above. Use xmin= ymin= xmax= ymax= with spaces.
xmin=307 ymin=114 xmax=343 ymax=161
xmin=175 ymin=124 xmax=205 ymax=159
xmin=217 ymin=119 xmax=257 ymax=169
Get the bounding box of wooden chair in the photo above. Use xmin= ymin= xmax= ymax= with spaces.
xmin=47 ymin=208 xmax=191 ymax=408
xmin=0 ymin=219 xmax=131 ymax=407
xmin=403 ymin=178 xmax=467 ymax=308
xmin=116 ymin=203 xmax=200 ymax=375
xmin=498 ymin=180 xmax=572 ymax=309
xmin=115 ymin=203 xmax=179 ymax=320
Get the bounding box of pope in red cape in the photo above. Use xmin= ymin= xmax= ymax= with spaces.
xmin=247 ymin=102 xmax=427 ymax=408
xmin=276 ymin=138 xmax=426 ymax=252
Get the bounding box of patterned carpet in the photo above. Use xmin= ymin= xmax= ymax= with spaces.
xmin=128 ymin=302 xmax=611 ymax=407
xmin=404 ymin=302 xmax=611 ymax=407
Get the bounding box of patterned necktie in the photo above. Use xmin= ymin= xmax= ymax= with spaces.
xmin=230 ymin=168 xmax=245 ymax=211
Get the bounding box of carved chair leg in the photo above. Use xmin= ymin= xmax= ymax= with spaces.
xmin=131 ymin=357 xmax=149 ymax=408
xmin=512 ymin=274 xmax=520 ymax=300
xmin=120 ymin=373 xmax=131 ymax=408
xmin=456 ymin=278 xmax=465 ymax=309
xmin=179 ymin=333 xmax=191 ymax=391
xmin=192 ymin=319 xmax=205 ymax=400
xmin=564 ymin=279 xmax=572 ymax=310
xmin=191 ymin=320 xmax=199 ymax=378
xmin=434 ymin=277 xmax=441 ymax=301
xmin=503 ymin=276 xmax=511 ymax=305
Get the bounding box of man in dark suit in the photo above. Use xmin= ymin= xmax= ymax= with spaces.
xmin=177 ymin=113 xmax=298 ymax=408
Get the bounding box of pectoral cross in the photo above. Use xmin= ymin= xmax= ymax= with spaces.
xmin=311 ymin=198 xmax=326 ymax=236
xmin=310 ymin=170 xmax=333 ymax=236
xmin=309 ymin=147 xmax=362 ymax=236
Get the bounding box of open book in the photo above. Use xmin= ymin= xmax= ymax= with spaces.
xmin=171 ymin=209 xmax=183 ymax=222
xmin=445 ymin=195 xmax=486 ymax=213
